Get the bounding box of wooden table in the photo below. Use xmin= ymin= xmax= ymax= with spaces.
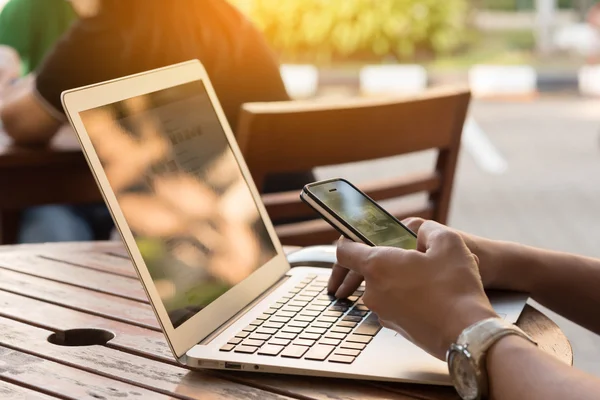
xmin=0 ymin=128 xmax=100 ymax=244
xmin=0 ymin=242 xmax=572 ymax=400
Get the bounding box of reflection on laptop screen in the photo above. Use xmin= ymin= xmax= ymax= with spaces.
xmin=79 ymin=81 xmax=278 ymax=329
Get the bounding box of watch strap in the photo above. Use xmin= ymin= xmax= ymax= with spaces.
xmin=457 ymin=317 xmax=537 ymax=398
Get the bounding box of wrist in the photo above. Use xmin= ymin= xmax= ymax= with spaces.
xmin=443 ymin=301 xmax=499 ymax=356
xmin=486 ymin=239 xmax=538 ymax=292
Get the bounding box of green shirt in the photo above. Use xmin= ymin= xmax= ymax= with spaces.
xmin=0 ymin=0 xmax=77 ymax=75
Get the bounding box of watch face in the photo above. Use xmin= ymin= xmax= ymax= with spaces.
xmin=448 ymin=347 xmax=479 ymax=400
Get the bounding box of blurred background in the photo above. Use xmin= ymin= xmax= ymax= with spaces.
xmin=228 ymin=0 xmax=600 ymax=375
xmin=1 ymin=0 xmax=598 ymax=374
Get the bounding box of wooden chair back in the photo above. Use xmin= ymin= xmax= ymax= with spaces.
xmin=236 ymin=86 xmax=471 ymax=246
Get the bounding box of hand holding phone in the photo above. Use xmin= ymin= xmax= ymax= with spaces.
xmin=300 ymin=178 xmax=417 ymax=249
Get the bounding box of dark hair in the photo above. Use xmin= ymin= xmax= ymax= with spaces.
xmin=97 ymin=0 xmax=244 ymax=70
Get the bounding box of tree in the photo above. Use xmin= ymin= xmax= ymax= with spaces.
xmin=235 ymin=0 xmax=469 ymax=63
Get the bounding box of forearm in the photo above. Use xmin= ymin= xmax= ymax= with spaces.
xmin=492 ymin=241 xmax=600 ymax=335
xmin=487 ymin=335 xmax=600 ymax=400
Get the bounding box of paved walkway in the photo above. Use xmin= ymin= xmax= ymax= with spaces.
xmin=317 ymin=97 xmax=600 ymax=375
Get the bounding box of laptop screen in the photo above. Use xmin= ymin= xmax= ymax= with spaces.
xmin=79 ymin=80 xmax=278 ymax=329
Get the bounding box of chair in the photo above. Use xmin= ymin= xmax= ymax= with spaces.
xmin=236 ymin=86 xmax=471 ymax=247
xmin=0 ymin=128 xmax=102 ymax=244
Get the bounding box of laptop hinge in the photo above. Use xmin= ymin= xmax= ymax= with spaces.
xmin=198 ymin=274 xmax=291 ymax=345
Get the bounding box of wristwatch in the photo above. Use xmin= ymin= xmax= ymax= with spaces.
xmin=446 ymin=317 xmax=537 ymax=400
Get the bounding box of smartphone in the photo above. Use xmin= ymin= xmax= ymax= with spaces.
xmin=300 ymin=178 xmax=417 ymax=249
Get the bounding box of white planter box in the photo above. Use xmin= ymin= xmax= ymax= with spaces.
xmin=579 ymin=65 xmax=600 ymax=97
xmin=469 ymin=65 xmax=537 ymax=98
xmin=280 ymin=64 xmax=319 ymax=99
xmin=359 ymin=65 xmax=427 ymax=96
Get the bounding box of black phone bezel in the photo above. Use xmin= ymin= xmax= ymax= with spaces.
xmin=300 ymin=178 xmax=417 ymax=247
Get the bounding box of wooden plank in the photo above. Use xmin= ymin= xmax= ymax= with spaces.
xmin=0 ymin=281 xmax=423 ymax=399
xmin=0 ymin=317 xmax=291 ymax=400
xmin=0 ymin=268 xmax=159 ymax=330
xmin=0 ymin=254 xmax=147 ymax=302
xmin=0 ymin=380 xmax=58 ymax=399
xmin=0 ymin=345 xmax=169 ymax=399
xmin=0 ymin=290 xmax=174 ymax=361
xmin=39 ymin=251 xmax=137 ymax=278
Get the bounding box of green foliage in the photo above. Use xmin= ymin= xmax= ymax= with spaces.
xmin=238 ymin=0 xmax=469 ymax=63
xmin=481 ymin=0 xmax=581 ymax=10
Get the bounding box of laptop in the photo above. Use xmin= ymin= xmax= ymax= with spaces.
xmin=61 ymin=60 xmax=528 ymax=384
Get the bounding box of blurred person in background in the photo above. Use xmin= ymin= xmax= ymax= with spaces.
xmin=0 ymin=0 xmax=77 ymax=77
xmin=0 ymin=0 xmax=311 ymax=244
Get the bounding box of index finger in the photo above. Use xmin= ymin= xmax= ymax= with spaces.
xmin=335 ymin=238 xmax=373 ymax=275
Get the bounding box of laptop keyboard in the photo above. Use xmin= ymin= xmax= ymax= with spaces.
xmin=219 ymin=275 xmax=381 ymax=364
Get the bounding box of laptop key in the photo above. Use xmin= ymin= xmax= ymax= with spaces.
xmin=249 ymin=333 xmax=271 ymax=341
xmin=328 ymin=305 xmax=349 ymax=312
xmin=293 ymin=339 xmax=316 ymax=347
xmin=249 ymin=319 xmax=263 ymax=326
xmin=337 ymin=321 xmax=358 ymax=328
xmin=270 ymin=303 xmax=283 ymax=310
xmin=275 ymin=332 xmax=297 ymax=340
xmin=295 ymin=295 xmax=314 ymax=302
xmin=317 ymin=316 xmax=338 ymax=323
xmin=331 ymin=326 xmax=352 ymax=334
xmin=257 ymin=344 xmax=285 ymax=356
xmin=269 ymin=338 xmax=291 ymax=346
xmin=342 ymin=315 xmax=363 ymax=322
xmin=263 ymin=322 xmax=284 ymax=329
xmin=304 ymin=345 xmax=335 ymax=361
xmin=347 ymin=334 xmax=372 ymax=344
xmin=355 ymin=305 xmax=370 ymax=311
xmin=281 ymin=326 xmax=303 ymax=334
xmin=324 ymin=332 xmax=347 ymax=340
xmin=346 ymin=295 xmax=360 ymax=302
xmin=227 ymin=337 xmax=243 ymax=345
xmin=312 ymin=300 xmax=332 ymax=307
xmin=281 ymin=345 xmax=309 ymax=359
xmin=263 ymin=308 xmax=277 ymax=315
xmin=295 ymin=315 xmax=315 ymax=322
xmin=289 ymin=320 xmax=310 ymax=328
xmin=234 ymin=345 xmax=258 ymax=354
xmin=306 ymin=305 xmax=327 ymax=312
xmin=235 ymin=331 xmax=250 ymax=338
xmin=277 ymin=311 xmax=296 ymax=318
xmin=282 ymin=306 xmax=302 ymax=313
xmin=256 ymin=313 xmax=270 ymax=320
xmin=312 ymin=321 xmax=332 ymax=329
xmin=354 ymin=312 xmax=382 ymax=336
xmin=220 ymin=344 xmax=235 ymax=352
xmin=340 ymin=342 xmax=366 ymax=350
xmin=323 ymin=311 xmax=343 ymax=318
xmin=270 ymin=316 xmax=290 ymax=324
xmin=242 ymin=325 xmax=256 ymax=332
xmin=300 ymin=310 xmax=321 ymax=317
xmin=335 ymin=348 xmax=361 ymax=357
xmin=242 ymin=339 xmax=265 ymax=347
xmin=289 ymin=301 xmax=309 ymax=308
xmin=256 ymin=327 xmax=278 ymax=335
xmin=319 ymin=338 xmax=341 ymax=346
xmin=348 ymin=309 xmax=368 ymax=317
xmin=329 ymin=354 xmax=355 ymax=364
xmin=305 ymin=327 xmax=327 ymax=335
xmin=299 ymin=332 xmax=321 ymax=341
xmin=335 ymin=299 xmax=355 ymax=307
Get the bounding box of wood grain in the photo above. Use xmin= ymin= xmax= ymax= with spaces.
xmin=0 ymin=380 xmax=58 ymax=399
xmin=0 ymin=268 xmax=159 ymax=330
xmin=0 ymin=345 xmax=170 ymax=399
xmin=0 ymin=317 xmax=290 ymax=400
xmin=0 ymin=254 xmax=147 ymax=302
xmin=0 ymin=242 xmax=574 ymax=400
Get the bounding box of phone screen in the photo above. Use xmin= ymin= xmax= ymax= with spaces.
xmin=308 ymin=180 xmax=417 ymax=249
